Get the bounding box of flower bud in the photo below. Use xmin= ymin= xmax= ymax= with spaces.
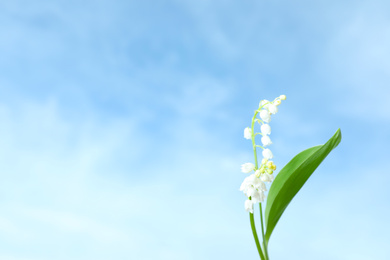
xmin=274 ymin=99 xmax=281 ymax=106
xmin=280 ymin=95 xmax=286 ymax=100
xmin=261 ymin=158 xmax=268 ymax=165
xmin=241 ymin=163 xmax=255 ymax=173
xmin=266 ymin=161 xmax=273 ymax=168
xmin=255 ymin=170 xmax=261 ymax=178
xmin=244 ymin=127 xmax=252 ymax=140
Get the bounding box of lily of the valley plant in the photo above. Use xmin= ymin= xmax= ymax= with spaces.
xmin=240 ymin=95 xmax=341 ymax=260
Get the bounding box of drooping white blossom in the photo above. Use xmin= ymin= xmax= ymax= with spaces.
xmin=260 ymin=173 xmax=275 ymax=183
xmin=268 ymin=104 xmax=278 ymax=114
xmin=246 ymin=186 xmax=258 ymax=197
xmin=240 ymin=174 xmax=267 ymax=205
xmin=251 ymin=190 xmax=266 ymax=203
xmin=241 ymin=163 xmax=255 ymax=173
xmin=260 ymin=100 xmax=270 ymax=109
xmin=262 ymin=148 xmax=273 ymax=159
xmin=261 ymin=124 xmax=271 ymax=135
xmin=245 ymin=199 xmax=254 ymax=213
xmin=240 ymin=95 xmax=286 ymax=212
xmin=261 ymin=135 xmax=272 ymax=147
xmin=244 ymin=127 xmax=252 ymax=140
xmin=259 ymin=110 xmax=271 ymax=123
xmin=240 ymin=174 xmax=266 ymax=193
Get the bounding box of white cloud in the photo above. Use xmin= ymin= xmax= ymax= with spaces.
xmin=0 ymin=75 xmax=247 ymax=259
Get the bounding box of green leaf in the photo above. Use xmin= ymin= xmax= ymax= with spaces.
xmin=264 ymin=128 xmax=342 ymax=243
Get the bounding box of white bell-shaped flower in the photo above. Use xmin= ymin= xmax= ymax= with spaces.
xmin=261 ymin=124 xmax=271 ymax=135
xmin=260 ymin=173 xmax=274 ymax=183
xmin=241 ymin=163 xmax=255 ymax=173
xmin=259 ymin=110 xmax=271 ymax=123
xmin=260 ymin=173 xmax=269 ymax=182
xmin=245 ymin=199 xmax=254 ymax=213
xmin=240 ymin=174 xmax=256 ymax=192
xmin=246 ymin=186 xmax=258 ymax=198
xmin=262 ymin=148 xmax=273 ymax=159
xmin=260 ymin=100 xmax=270 ymax=109
xmin=261 ymin=135 xmax=272 ymax=147
xmin=251 ymin=176 xmax=266 ymax=191
xmin=251 ymin=190 xmax=266 ymax=203
xmin=240 ymin=174 xmax=267 ymax=197
xmin=240 ymin=178 xmax=250 ymax=193
xmin=255 ymin=180 xmax=267 ymax=192
xmin=268 ymin=104 xmax=278 ymax=114
xmin=244 ymin=127 xmax=252 ymax=140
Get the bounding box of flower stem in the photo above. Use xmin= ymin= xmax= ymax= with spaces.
xmin=251 ymin=111 xmax=259 ymax=168
xmin=250 ymin=213 xmax=266 ymax=260
xmin=251 ymin=109 xmax=269 ymax=260
xmin=260 ymin=203 xmax=270 ymax=260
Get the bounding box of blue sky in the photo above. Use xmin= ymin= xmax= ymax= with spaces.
xmin=0 ymin=0 xmax=389 ymax=259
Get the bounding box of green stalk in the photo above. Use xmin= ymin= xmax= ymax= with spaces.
xmin=251 ymin=111 xmax=259 ymax=168
xmin=249 ymin=108 xmax=269 ymax=260
xmin=250 ymin=212 xmax=266 ymax=260
xmin=260 ymin=203 xmax=270 ymax=260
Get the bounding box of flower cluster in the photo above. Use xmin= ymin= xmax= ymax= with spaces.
xmin=240 ymin=95 xmax=286 ymax=213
